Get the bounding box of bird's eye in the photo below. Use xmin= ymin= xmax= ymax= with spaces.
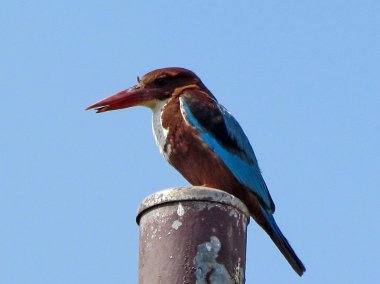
xmin=156 ymin=77 xmax=167 ymax=87
xmin=137 ymin=76 xmax=141 ymax=83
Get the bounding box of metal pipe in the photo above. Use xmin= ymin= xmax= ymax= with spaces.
xmin=136 ymin=186 xmax=250 ymax=284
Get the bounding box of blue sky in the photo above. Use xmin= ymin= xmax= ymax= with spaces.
xmin=1 ymin=1 xmax=379 ymax=283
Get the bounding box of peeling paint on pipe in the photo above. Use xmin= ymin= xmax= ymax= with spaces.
xmin=136 ymin=186 xmax=250 ymax=284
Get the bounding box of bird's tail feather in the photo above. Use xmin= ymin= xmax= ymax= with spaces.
xmin=260 ymin=206 xmax=306 ymax=276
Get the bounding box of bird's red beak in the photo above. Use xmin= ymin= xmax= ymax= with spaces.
xmin=85 ymin=86 xmax=155 ymax=113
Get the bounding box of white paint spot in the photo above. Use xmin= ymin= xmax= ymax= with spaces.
xmin=229 ymin=209 xmax=238 ymax=218
xmin=177 ymin=203 xmax=185 ymax=216
xmin=194 ymin=236 xmax=234 ymax=284
xmin=171 ymin=220 xmax=182 ymax=230
xmin=206 ymin=242 xmax=212 ymax=252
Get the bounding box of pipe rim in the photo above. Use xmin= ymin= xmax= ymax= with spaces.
xmin=136 ymin=186 xmax=250 ymax=224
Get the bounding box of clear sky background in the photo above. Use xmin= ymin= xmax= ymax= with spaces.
xmin=1 ymin=1 xmax=379 ymax=283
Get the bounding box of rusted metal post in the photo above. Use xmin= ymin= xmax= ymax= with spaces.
xmin=136 ymin=186 xmax=250 ymax=284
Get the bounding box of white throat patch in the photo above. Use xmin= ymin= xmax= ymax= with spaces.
xmin=151 ymin=99 xmax=171 ymax=160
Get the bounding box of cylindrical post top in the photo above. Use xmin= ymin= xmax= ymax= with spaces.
xmin=136 ymin=186 xmax=250 ymax=224
xmin=137 ymin=186 xmax=250 ymax=284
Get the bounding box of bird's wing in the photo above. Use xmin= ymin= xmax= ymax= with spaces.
xmin=180 ymin=92 xmax=275 ymax=212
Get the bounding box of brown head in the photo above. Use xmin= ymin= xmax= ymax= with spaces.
xmin=86 ymin=67 xmax=211 ymax=113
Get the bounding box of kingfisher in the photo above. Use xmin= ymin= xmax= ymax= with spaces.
xmin=86 ymin=67 xmax=306 ymax=276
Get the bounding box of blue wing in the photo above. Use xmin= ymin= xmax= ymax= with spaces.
xmin=180 ymin=93 xmax=275 ymax=212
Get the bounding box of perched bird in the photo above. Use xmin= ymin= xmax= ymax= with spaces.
xmin=86 ymin=67 xmax=306 ymax=276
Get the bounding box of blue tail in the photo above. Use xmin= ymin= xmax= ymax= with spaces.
xmin=260 ymin=206 xmax=306 ymax=276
